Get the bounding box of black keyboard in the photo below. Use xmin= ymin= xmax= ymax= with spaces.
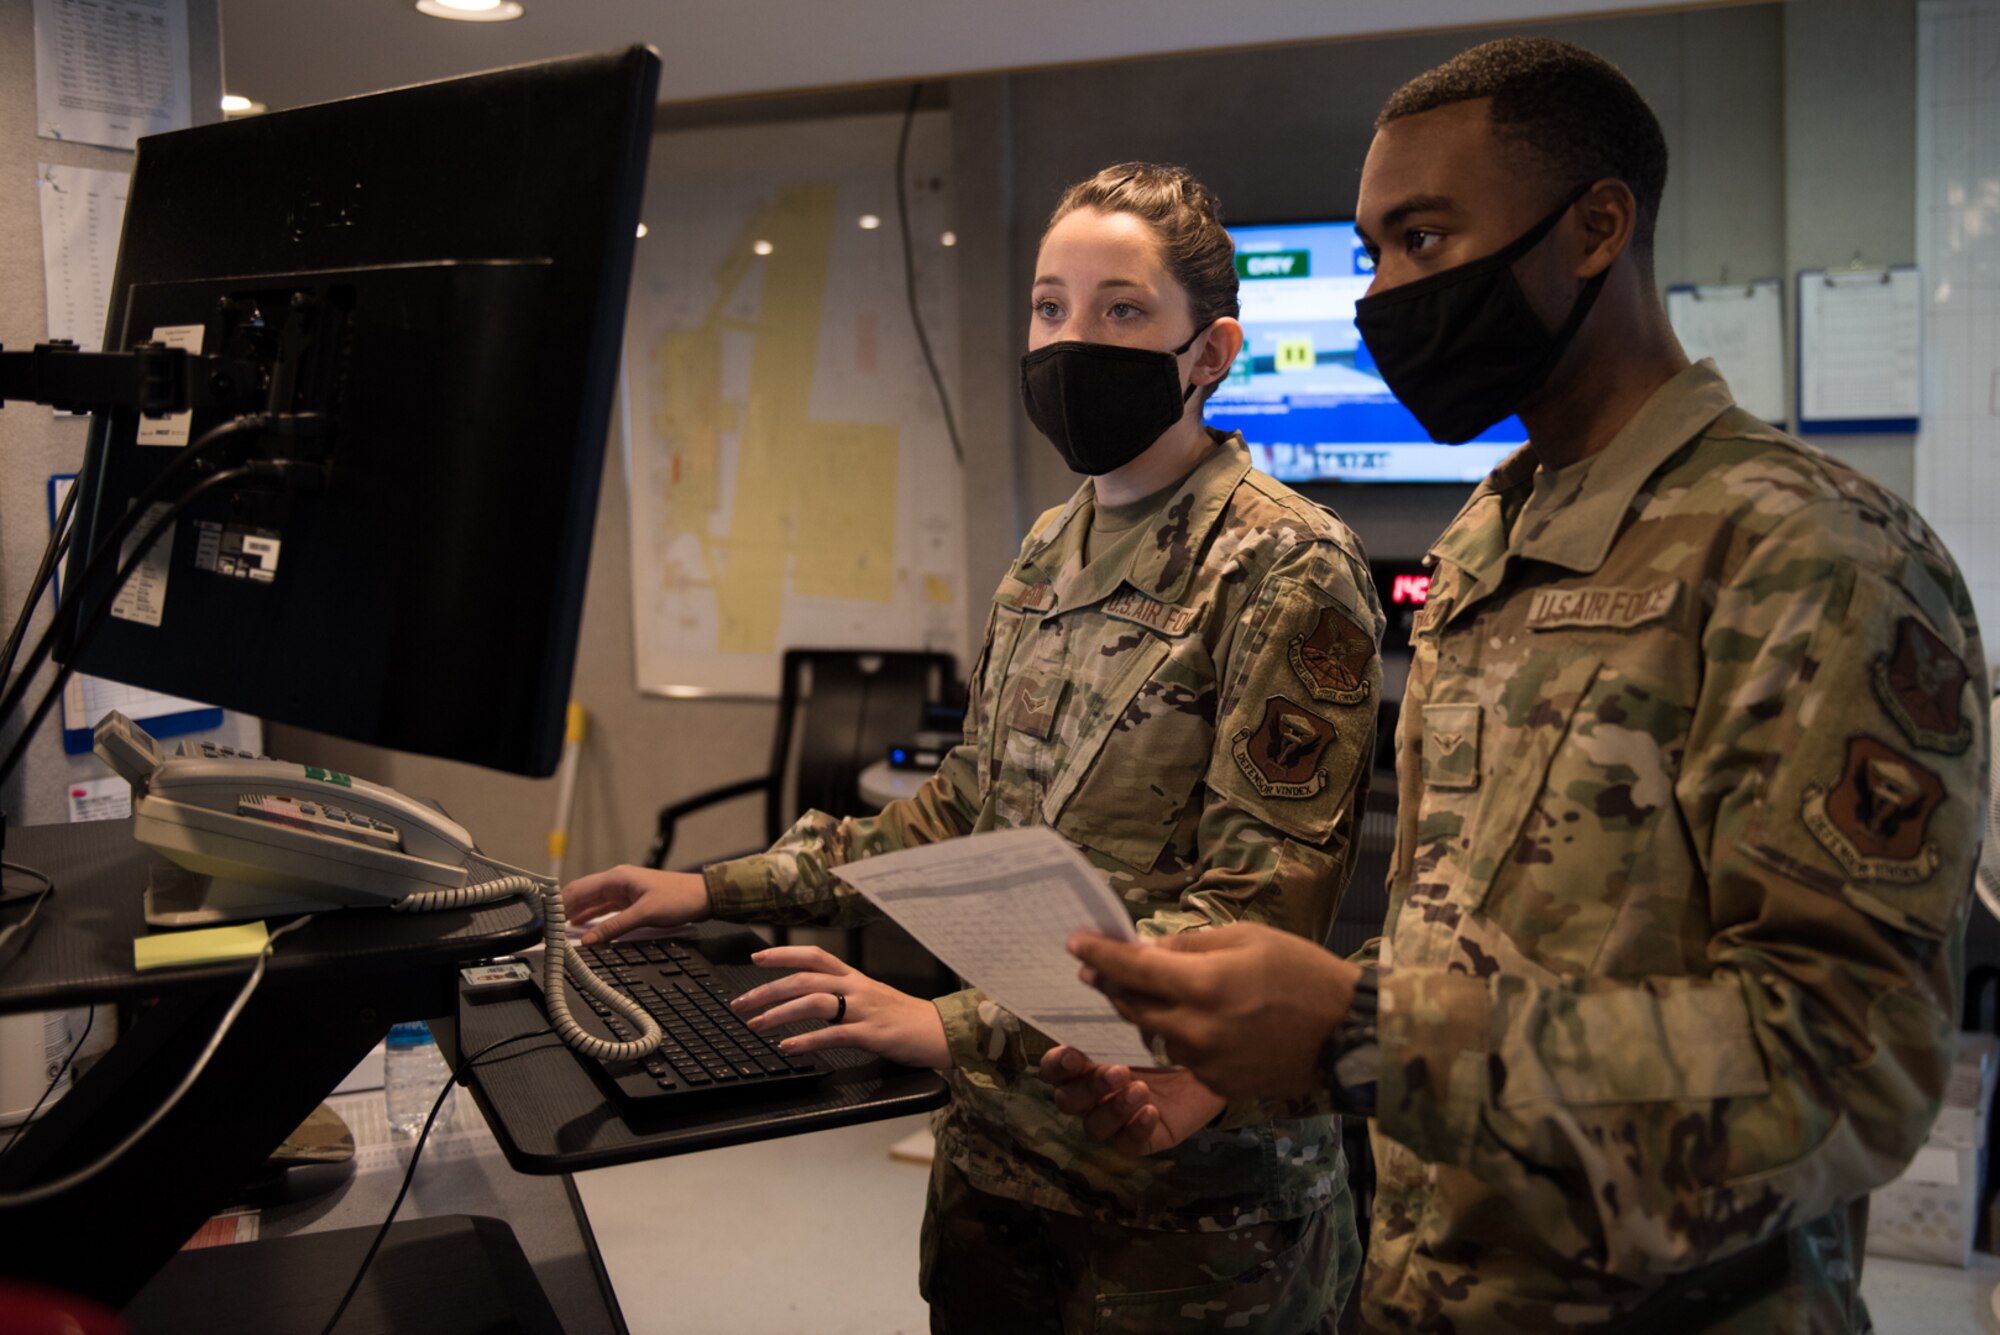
xmin=539 ymin=938 xmax=831 ymax=1113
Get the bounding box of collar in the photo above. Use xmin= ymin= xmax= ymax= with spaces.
xmin=1428 ymin=360 xmax=1736 ymax=582
xmin=1017 ymin=431 xmax=1253 ymax=614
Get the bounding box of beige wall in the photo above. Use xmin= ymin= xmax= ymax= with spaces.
xmin=198 ymin=4 xmax=1934 ymax=885
xmin=0 ymin=0 xmax=247 ymax=827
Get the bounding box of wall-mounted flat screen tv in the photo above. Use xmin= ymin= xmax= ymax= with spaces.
xmin=1204 ymin=219 xmax=1526 ymax=484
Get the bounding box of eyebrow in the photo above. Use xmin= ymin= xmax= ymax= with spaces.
xmin=1354 ymin=193 xmax=1458 ymax=245
xmin=1030 ymin=276 xmax=1151 ymax=291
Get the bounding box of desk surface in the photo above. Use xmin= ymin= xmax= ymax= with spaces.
xmin=0 ymin=820 xmax=539 ymax=1014
xmin=0 ymin=820 xmax=543 ymax=1308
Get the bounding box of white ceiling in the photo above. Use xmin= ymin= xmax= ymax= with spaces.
xmin=217 ymin=0 xmax=1704 ymax=112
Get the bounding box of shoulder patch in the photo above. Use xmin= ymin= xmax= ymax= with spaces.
xmin=1231 ymin=696 xmax=1337 ymax=799
xmin=1871 ymin=616 xmax=1972 ymax=754
xmin=1802 ymin=735 xmax=1945 ymax=884
xmin=1288 ymin=604 xmax=1374 ymax=704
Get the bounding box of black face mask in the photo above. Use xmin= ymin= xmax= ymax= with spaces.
xmin=1353 ymin=183 xmax=1605 ymax=444
xmin=1019 ymin=326 xmax=1207 ymax=475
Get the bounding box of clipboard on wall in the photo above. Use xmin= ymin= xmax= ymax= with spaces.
xmin=1665 ymin=278 xmax=1786 ymax=425
xmin=47 ymin=474 xmax=222 ymax=754
xmin=1796 ymin=265 xmax=1922 ymax=434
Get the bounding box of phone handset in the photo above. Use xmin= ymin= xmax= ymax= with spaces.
xmin=97 ymin=711 xmax=662 ymax=1065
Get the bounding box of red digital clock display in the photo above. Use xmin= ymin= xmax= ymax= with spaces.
xmin=1389 ymin=573 xmax=1431 ymax=605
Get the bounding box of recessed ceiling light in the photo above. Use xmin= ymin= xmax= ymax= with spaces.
xmin=635 ymin=222 xmax=648 ymax=238
xmin=857 ymin=214 xmax=882 ymax=231
xmin=415 ymin=0 xmax=525 ymax=21
xmin=940 ymin=231 xmax=957 ymax=247
xmin=753 ymin=239 xmax=774 ymax=255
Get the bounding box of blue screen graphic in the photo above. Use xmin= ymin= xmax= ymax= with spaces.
xmin=1204 ymin=220 xmax=1525 ymax=484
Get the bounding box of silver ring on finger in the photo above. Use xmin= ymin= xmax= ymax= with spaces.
xmin=829 ymin=991 xmax=846 ymax=1025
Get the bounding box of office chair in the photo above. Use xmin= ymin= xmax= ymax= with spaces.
xmin=646 ymin=648 xmax=957 ymax=967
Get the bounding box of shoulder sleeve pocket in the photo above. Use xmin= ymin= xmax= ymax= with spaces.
xmin=1207 ymin=575 xmax=1381 ymax=844
xmin=1741 ymin=569 xmax=1986 ymax=943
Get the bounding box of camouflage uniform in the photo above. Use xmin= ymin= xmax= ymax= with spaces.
xmin=1364 ymin=362 xmax=1988 ymax=1332
xmin=705 ymin=431 xmax=1383 ymax=1332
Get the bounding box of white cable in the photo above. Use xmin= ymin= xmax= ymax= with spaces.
xmin=0 ymin=914 xmax=314 ymax=1207
xmin=395 ymin=870 xmax=662 ymax=1064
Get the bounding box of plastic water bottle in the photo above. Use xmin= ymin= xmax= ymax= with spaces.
xmin=383 ymin=1021 xmax=456 ymax=1135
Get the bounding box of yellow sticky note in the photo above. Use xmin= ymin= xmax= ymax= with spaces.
xmin=133 ymin=921 xmax=270 ymax=972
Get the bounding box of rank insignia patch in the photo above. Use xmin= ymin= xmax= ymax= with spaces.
xmin=1006 ymin=673 xmax=1064 ymax=740
xmin=1288 ymin=605 xmax=1374 ymax=705
xmin=1871 ymin=616 xmax=1972 ymax=754
xmin=1232 ymin=696 xmax=1337 ymax=799
xmin=1802 ymin=734 xmax=1945 ymax=883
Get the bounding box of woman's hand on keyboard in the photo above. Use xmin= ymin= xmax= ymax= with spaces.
xmin=732 ymin=945 xmax=951 ymax=1073
xmin=561 ymin=866 xmax=713 ymax=945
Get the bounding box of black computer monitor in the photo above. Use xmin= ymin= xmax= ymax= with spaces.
xmin=58 ymin=47 xmax=661 ymax=776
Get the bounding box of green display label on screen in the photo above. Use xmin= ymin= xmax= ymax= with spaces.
xmin=304 ymin=766 xmax=353 ymax=787
xmin=1237 ymin=250 xmax=1310 ymax=279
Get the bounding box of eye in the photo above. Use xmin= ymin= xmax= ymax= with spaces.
xmin=1032 ymin=298 xmax=1063 ymax=320
xmin=1107 ymin=300 xmax=1143 ymax=319
xmin=1407 ymin=229 xmax=1445 ymax=256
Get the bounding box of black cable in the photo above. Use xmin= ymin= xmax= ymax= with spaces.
xmin=0 ymin=998 xmax=89 ymax=1164
xmin=0 ymin=860 xmax=55 ymax=960
xmin=895 ymin=81 xmax=965 ymax=467
xmin=317 ymin=1028 xmax=556 ymax=1335
xmin=0 ymin=914 xmax=313 ymax=1207
xmin=0 ymin=413 xmax=272 ymax=736
xmin=0 ymin=481 xmax=79 ymax=693
xmin=0 ymin=465 xmax=281 ymax=788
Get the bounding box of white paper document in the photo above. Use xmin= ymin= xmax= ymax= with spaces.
xmin=833 ymin=827 xmax=1159 ymax=1068
xmin=33 ymin=0 xmax=192 ymax=151
xmin=1798 ymin=267 xmax=1923 ymax=425
xmin=1667 ymin=280 xmax=1786 ymax=425
xmin=49 ymin=477 xmax=216 ymax=735
xmin=66 ymin=775 xmax=131 ymax=823
xmin=36 ymin=163 xmax=129 ymax=351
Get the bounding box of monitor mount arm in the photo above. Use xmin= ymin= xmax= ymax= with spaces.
xmin=0 ymin=339 xmax=267 ymax=419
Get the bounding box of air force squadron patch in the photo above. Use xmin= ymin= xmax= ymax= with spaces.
xmin=1232 ymin=696 xmax=1337 ymax=799
xmin=1871 ymin=616 xmax=1973 ymax=754
xmin=1288 ymin=605 xmax=1374 ymax=705
xmin=1802 ymin=734 xmax=1946 ymax=883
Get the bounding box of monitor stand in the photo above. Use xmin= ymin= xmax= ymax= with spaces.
xmin=145 ymin=861 xmax=344 ymax=927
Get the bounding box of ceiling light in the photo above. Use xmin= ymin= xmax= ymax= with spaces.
xmin=220 ymin=94 xmax=253 ymax=113
xmin=857 ymin=214 xmax=882 ymax=230
xmin=414 ymin=0 xmax=525 ymax=21
xmin=753 ymin=239 xmax=774 ymax=255
xmin=940 ymin=231 xmax=957 ymax=247
xmin=635 ymin=222 xmax=648 ymax=238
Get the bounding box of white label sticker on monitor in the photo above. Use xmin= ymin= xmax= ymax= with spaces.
xmin=135 ymin=324 xmax=204 ymax=448
xmin=110 ymin=502 xmax=176 ymax=627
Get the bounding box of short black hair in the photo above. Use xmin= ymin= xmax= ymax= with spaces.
xmin=1378 ymin=37 xmax=1668 ymax=253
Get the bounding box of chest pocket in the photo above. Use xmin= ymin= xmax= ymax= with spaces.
xmin=1432 ymin=650 xmax=1701 ymax=973
xmin=973 ymin=607 xmax=1035 ymax=798
xmin=1045 ymin=635 xmax=1213 ymax=873
xmin=1418 ymin=652 xmax=1604 ymax=921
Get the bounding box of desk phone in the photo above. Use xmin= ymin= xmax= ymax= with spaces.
xmin=92 ymin=711 xmax=669 ymax=1070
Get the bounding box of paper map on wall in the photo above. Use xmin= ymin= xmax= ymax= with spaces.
xmin=623 ymin=112 xmax=966 ymax=697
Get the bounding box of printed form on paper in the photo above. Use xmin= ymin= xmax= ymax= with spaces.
xmin=832 ymin=827 xmax=1162 ymax=1069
